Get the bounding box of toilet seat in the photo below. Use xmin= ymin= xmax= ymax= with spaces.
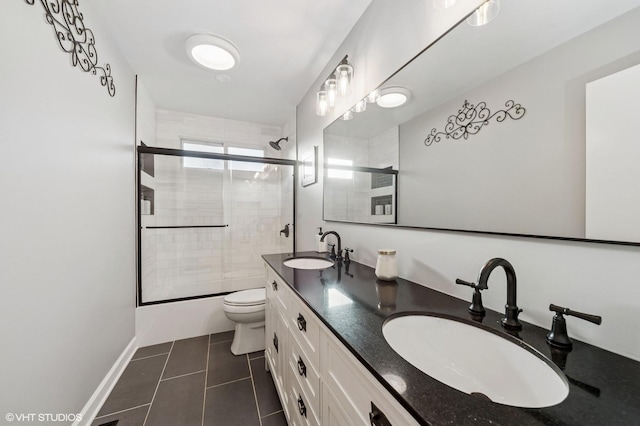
xmin=223 ymin=288 xmax=266 ymax=307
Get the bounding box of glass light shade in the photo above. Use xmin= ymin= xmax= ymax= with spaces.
xmin=467 ymin=0 xmax=500 ymax=26
xmin=336 ymin=63 xmax=353 ymax=96
xmin=354 ymin=99 xmax=367 ymax=113
xmin=185 ymin=34 xmax=240 ymax=71
xmin=324 ymin=77 xmax=338 ymax=108
xmin=433 ymin=0 xmax=458 ymax=9
xmin=316 ymin=90 xmax=329 ymax=116
xmin=367 ymin=89 xmax=380 ymax=103
xmin=341 ymin=109 xmax=354 ymax=121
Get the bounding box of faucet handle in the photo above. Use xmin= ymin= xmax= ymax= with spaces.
xmin=549 ymin=304 xmax=602 ymax=325
xmin=546 ymin=304 xmax=602 ymax=350
xmin=455 ymin=278 xmax=486 ymax=317
xmin=343 ymin=248 xmax=353 ymax=263
xmin=455 ymin=278 xmax=488 ymax=291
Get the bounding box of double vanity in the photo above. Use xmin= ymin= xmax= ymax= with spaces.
xmin=263 ymin=252 xmax=640 ymax=425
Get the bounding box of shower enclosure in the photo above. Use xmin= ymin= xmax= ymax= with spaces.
xmin=137 ymin=145 xmax=296 ymax=305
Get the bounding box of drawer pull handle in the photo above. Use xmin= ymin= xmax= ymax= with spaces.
xmin=273 ymin=332 xmax=278 ymax=353
xmin=271 ymin=280 xmax=278 ymax=291
xmin=297 ymin=313 xmax=307 ymax=332
xmin=297 ymin=356 xmax=307 ymax=377
xmin=369 ymin=402 xmax=392 ymax=426
xmin=297 ymin=395 xmax=307 ymax=418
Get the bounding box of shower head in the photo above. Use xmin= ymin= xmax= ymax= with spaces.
xmin=269 ymin=137 xmax=288 ymax=151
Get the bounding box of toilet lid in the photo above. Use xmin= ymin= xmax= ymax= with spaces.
xmin=224 ymin=288 xmax=266 ymax=306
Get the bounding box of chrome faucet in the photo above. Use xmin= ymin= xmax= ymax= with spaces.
xmin=320 ymin=231 xmax=341 ymax=261
xmin=477 ymin=258 xmax=522 ymax=331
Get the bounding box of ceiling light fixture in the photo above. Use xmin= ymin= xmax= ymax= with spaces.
xmin=467 ymin=0 xmax=500 ymax=27
xmin=185 ymin=34 xmax=240 ymax=71
xmin=376 ymin=87 xmax=412 ymax=108
xmin=316 ymin=55 xmax=354 ymax=117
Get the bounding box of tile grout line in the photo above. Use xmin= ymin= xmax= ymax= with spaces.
xmin=143 ymin=340 xmax=174 ymax=426
xmin=205 ymin=376 xmax=252 ymax=390
xmin=201 ymin=334 xmax=211 ymax=426
xmin=247 ymin=353 xmax=263 ymax=426
xmin=261 ymin=409 xmax=284 ymax=419
xmin=94 ymin=403 xmax=151 ymax=420
xmin=130 ymin=352 xmax=171 ymax=362
xmin=160 ymin=369 xmax=206 ymax=382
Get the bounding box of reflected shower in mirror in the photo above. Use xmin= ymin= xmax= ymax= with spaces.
xmin=323 ymin=0 xmax=640 ymax=244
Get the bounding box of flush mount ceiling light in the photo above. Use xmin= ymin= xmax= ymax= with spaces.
xmin=467 ymin=0 xmax=500 ymax=27
xmin=185 ymin=34 xmax=240 ymax=71
xmin=316 ymin=55 xmax=354 ymax=116
xmin=376 ymin=87 xmax=412 ymax=108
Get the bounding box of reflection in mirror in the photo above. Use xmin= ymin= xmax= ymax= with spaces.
xmin=323 ymin=0 xmax=640 ymax=244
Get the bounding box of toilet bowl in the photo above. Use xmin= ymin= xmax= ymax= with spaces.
xmin=223 ymin=288 xmax=266 ymax=355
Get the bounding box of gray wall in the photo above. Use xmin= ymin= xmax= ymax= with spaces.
xmin=0 ymin=1 xmax=136 ymax=416
xmin=295 ymin=0 xmax=640 ymax=361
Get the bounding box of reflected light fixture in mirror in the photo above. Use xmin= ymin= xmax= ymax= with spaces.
xmin=341 ymin=109 xmax=354 ymax=121
xmin=367 ymin=89 xmax=380 ymax=103
xmin=354 ymin=98 xmax=367 ymax=113
xmin=467 ymin=0 xmax=500 ymax=26
xmin=376 ymin=87 xmax=412 ymax=108
xmin=185 ymin=34 xmax=240 ymax=71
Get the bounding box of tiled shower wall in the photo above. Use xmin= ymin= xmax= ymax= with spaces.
xmin=140 ymin=109 xmax=293 ymax=303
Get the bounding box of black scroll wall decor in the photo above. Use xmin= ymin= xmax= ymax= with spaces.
xmin=423 ymin=99 xmax=525 ymax=147
xmin=24 ymin=0 xmax=116 ymax=97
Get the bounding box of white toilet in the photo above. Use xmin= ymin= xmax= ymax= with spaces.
xmin=223 ymin=288 xmax=266 ymax=355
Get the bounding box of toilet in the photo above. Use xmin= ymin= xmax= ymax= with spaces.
xmin=223 ymin=288 xmax=266 ymax=355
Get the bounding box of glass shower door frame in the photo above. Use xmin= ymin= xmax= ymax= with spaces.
xmin=136 ymin=145 xmax=298 ymax=306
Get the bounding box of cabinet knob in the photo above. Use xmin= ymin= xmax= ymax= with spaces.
xmin=271 ymin=280 xmax=278 ymax=291
xmin=297 ymin=313 xmax=307 ymax=332
xmin=297 ymin=395 xmax=307 ymax=418
xmin=272 ymin=332 xmax=278 ymax=353
xmin=297 ymin=356 xmax=307 ymax=377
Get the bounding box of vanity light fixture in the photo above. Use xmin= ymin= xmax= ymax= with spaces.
xmin=467 ymin=0 xmax=500 ymax=26
xmin=185 ymin=34 xmax=240 ymax=71
xmin=376 ymin=87 xmax=412 ymax=108
xmin=315 ymin=55 xmax=354 ymax=116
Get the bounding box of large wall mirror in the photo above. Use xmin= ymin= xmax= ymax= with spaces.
xmin=323 ymin=0 xmax=640 ymax=244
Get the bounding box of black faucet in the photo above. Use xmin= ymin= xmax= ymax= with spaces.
xmin=321 ymin=231 xmax=341 ymax=261
xmin=460 ymin=258 xmax=523 ymax=330
xmin=479 ymin=258 xmax=522 ymax=330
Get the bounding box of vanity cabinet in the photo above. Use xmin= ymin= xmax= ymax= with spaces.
xmin=264 ymin=262 xmax=419 ymax=426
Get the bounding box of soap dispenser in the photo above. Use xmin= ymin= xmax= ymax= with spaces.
xmin=316 ymin=227 xmax=328 ymax=253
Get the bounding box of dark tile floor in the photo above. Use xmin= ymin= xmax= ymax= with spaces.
xmin=92 ymin=331 xmax=287 ymax=426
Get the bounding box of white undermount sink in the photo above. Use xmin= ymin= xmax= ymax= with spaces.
xmin=283 ymin=257 xmax=334 ymax=270
xmin=382 ymin=313 xmax=569 ymax=408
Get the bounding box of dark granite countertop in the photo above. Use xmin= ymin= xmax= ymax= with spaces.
xmin=263 ymin=252 xmax=640 ymax=426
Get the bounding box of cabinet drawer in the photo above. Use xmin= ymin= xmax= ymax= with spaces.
xmin=266 ymin=265 xmax=289 ymax=313
xmin=289 ymin=295 xmax=320 ymax=368
xmin=288 ymin=371 xmax=320 ymax=426
xmin=322 ymin=329 xmax=419 ymax=426
xmin=288 ymin=335 xmax=320 ymax=419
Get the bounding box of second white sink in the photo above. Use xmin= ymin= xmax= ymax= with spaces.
xmin=283 ymin=257 xmax=334 ymax=270
xmin=382 ymin=313 xmax=569 ymax=408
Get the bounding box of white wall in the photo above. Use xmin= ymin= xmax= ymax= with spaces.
xmin=295 ymin=0 xmax=640 ymax=361
xmin=0 ymin=0 xmax=136 ymax=417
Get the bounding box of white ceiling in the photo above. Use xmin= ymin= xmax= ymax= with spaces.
xmin=93 ymin=0 xmax=372 ymax=126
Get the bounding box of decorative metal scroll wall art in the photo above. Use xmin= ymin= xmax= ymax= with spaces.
xmin=24 ymin=0 xmax=116 ymax=97
xmin=424 ymin=99 xmax=525 ymax=146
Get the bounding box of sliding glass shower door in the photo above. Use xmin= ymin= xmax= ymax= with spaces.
xmin=138 ymin=145 xmax=295 ymax=305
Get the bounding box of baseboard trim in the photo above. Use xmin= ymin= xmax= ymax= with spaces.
xmin=74 ymin=337 xmax=138 ymax=426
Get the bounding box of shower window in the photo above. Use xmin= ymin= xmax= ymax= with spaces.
xmin=138 ymin=145 xmax=296 ymax=305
